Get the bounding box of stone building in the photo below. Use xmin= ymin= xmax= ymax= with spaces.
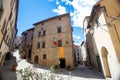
xmin=84 ymin=0 xmax=120 ymax=79
xmin=13 ymin=36 xmax=22 ymax=49
xmin=83 ymin=16 xmax=102 ymax=72
xmin=0 ymin=0 xmax=19 ymax=65
xmin=21 ymin=28 xmax=34 ymax=60
xmin=32 ymin=13 xmax=74 ymax=69
xmin=73 ymin=45 xmax=83 ymax=65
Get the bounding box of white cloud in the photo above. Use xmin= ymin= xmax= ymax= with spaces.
xmin=73 ymin=34 xmax=81 ymax=45
xmin=53 ymin=0 xmax=98 ymax=28
xmin=61 ymin=0 xmax=72 ymax=5
xmin=73 ymin=34 xmax=81 ymax=40
xmin=56 ymin=0 xmax=59 ymax=5
xmin=70 ymin=0 xmax=97 ymax=28
xmin=52 ymin=5 xmax=67 ymax=15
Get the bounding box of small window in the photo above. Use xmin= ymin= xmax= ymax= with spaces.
xmin=58 ymin=40 xmax=62 ymax=47
xmin=57 ymin=27 xmax=61 ymax=33
xmin=66 ymin=41 xmax=69 ymax=44
xmin=43 ymin=30 xmax=46 ymax=36
xmin=43 ymin=54 xmax=46 ymax=59
xmin=59 ymin=17 xmax=61 ymax=20
xmin=38 ymin=32 xmax=41 ymax=37
xmin=77 ymin=53 xmax=79 ymax=55
xmin=41 ymin=27 xmax=43 ymax=30
xmin=42 ymin=42 xmax=45 ymax=48
xmin=37 ymin=43 xmax=40 ymax=48
xmin=31 ymin=36 xmax=33 ymax=40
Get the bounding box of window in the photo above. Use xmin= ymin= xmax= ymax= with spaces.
xmin=31 ymin=36 xmax=33 ymax=40
xmin=77 ymin=53 xmax=79 ymax=55
xmin=57 ymin=27 xmax=61 ymax=33
xmin=43 ymin=54 xmax=46 ymax=59
xmin=59 ymin=17 xmax=61 ymax=20
xmin=37 ymin=42 xmax=40 ymax=48
xmin=58 ymin=40 xmax=62 ymax=47
xmin=43 ymin=30 xmax=46 ymax=36
xmin=38 ymin=32 xmax=41 ymax=37
xmin=66 ymin=41 xmax=69 ymax=44
xmin=41 ymin=27 xmax=43 ymax=30
xmin=42 ymin=42 xmax=45 ymax=48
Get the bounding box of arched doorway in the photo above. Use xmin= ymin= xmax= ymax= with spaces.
xmin=34 ymin=55 xmax=39 ymax=64
xmin=101 ymin=47 xmax=111 ymax=78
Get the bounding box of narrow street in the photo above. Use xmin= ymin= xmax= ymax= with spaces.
xmin=0 ymin=50 xmax=105 ymax=80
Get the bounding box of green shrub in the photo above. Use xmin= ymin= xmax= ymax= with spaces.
xmin=66 ymin=65 xmax=71 ymax=70
xmin=5 ymin=52 xmax=11 ymax=60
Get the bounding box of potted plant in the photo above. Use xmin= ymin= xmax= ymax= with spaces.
xmin=12 ymin=61 xmax=18 ymax=71
xmin=66 ymin=65 xmax=71 ymax=70
xmin=5 ymin=52 xmax=11 ymax=61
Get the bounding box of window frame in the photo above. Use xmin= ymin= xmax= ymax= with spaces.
xmin=37 ymin=42 xmax=40 ymax=48
xmin=43 ymin=30 xmax=46 ymax=36
xmin=57 ymin=27 xmax=61 ymax=33
xmin=38 ymin=32 xmax=41 ymax=37
xmin=58 ymin=40 xmax=62 ymax=47
xmin=43 ymin=54 xmax=46 ymax=59
xmin=42 ymin=42 xmax=45 ymax=48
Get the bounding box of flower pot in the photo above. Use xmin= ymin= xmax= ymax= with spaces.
xmin=12 ymin=64 xmax=17 ymax=71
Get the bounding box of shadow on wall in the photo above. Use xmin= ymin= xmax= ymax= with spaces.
xmin=0 ymin=52 xmax=17 ymax=80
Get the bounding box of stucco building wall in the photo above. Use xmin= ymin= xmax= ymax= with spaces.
xmin=93 ymin=12 xmax=120 ymax=80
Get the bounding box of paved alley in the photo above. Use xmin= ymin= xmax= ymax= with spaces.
xmin=0 ymin=50 xmax=105 ymax=80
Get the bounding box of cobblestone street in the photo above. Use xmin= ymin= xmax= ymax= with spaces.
xmin=0 ymin=50 xmax=105 ymax=80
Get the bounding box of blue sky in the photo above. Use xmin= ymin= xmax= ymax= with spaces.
xmin=17 ymin=0 xmax=98 ymax=45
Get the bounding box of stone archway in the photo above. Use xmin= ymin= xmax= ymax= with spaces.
xmin=101 ymin=47 xmax=111 ymax=78
xmin=34 ymin=55 xmax=39 ymax=64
